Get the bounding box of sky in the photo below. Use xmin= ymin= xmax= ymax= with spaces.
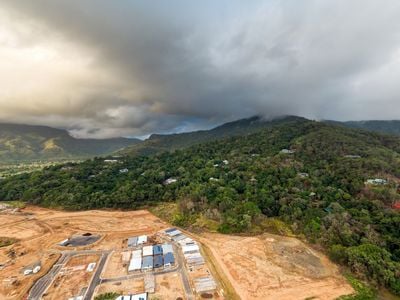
xmin=1 ymin=0 xmax=400 ymax=138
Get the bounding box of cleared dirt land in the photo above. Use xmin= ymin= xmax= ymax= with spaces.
xmin=96 ymin=278 xmax=144 ymax=295
xmin=0 ymin=205 xmax=353 ymax=300
xmin=0 ymin=206 xmax=168 ymax=300
xmin=153 ymin=273 xmax=187 ymax=300
xmin=42 ymin=254 xmax=100 ymax=300
xmin=199 ymin=233 xmax=354 ymax=300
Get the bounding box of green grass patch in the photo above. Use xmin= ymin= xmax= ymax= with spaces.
xmin=260 ymin=218 xmax=294 ymax=236
xmin=337 ymin=274 xmax=376 ymax=300
xmin=148 ymin=202 xmax=179 ymax=224
xmin=193 ymin=214 xmax=220 ymax=232
xmin=94 ymin=292 xmax=120 ymax=300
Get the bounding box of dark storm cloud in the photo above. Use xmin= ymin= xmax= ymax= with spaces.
xmin=1 ymin=0 xmax=400 ymax=137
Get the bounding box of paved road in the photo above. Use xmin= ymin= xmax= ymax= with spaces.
xmin=28 ymin=253 xmax=69 ymax=300
xmin=174 ymin=244 xmax=193 ymax=300
xmin=84 ymin=252 xmax=110 ymax=300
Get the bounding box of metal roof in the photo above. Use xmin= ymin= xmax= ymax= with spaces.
xmin=172 ymin=234 xmax=186 ymax=241
xmin=116 ymin=293 xmax=147 ymax=300
xmin=163 ymin=252 xmax=175 ymax=265
xmin=142 ymin=256 xmax=153 ymax=269
xmin=127 ymin=237 xmax=138 ymax=247
xmin=153 ymin=245 xmax=163 ymax=256
xmin=194 ymin=277 xmax=217 ymax=293
xmin=142 ymin=245 xmax=153 ymax=256
xmin=153 ymin=255 xmax=163 ymax=268
xmin=131 ymin=249 xmax=142 ymax=258
xmin=166 ymin=229 xmax=182 ymax=237
xmin=137 ymin=235 xmax=147 ymax=244
xmin=165 ymin=228 xmax=177 ymax=233
xmin=182 ymin=244 xmax=199 ymax=254
xmin=128 ymin=257 xmax=142 ymax=271
xmin=162 ymin=243 xmax=173 ymax=254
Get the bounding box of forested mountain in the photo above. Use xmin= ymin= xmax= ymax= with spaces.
xmin=120 ymin=115 xmax=306 ymax=156
xmin=326 ymin=120 xmax=400 ymax=136
xmin=1 ymin=119 xmax=400 ymax=295
xmin=0 ymin=123 xmax=141 ymax=162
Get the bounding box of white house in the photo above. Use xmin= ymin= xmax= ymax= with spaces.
xmin=164 ymin=178 xmax=177 ymax=185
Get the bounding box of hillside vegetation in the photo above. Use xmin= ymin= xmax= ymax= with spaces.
xmin=0 ymin=119 xmax=400 ymax=294
xmin=327 ymin=120 xmax=400 ymax=136
xmin=0 ymin=123 xmax=141 ymax=162
xmin=120 ymin=115 xmax=306 ymax=156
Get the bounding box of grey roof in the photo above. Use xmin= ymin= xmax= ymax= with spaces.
xmin=142 ymin=256 xmax=153 ymax=269
xmin=128 ymin=237 xmax=138 ymax=247
xmin=172 ymin=234 xmax=186 ymax=241
xmin=163 ymin=252 xmax=175 ymax=265
xmin=153 ymin=255 xmax=163 ymax=268
xmin=153 ymin=245 xmax=163 ymax=256
xmin=165 ymin=228 xmax=177 ymax=233
xmin=166 ymin=229 xmax=182 ymax=237
xmin=162 ymin=243 xmax=173 ymax=254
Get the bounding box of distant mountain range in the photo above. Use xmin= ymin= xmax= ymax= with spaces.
xmin=0 ymin=123 xmax=141 ymax=162
xmin=325 ymin=120 xmax=400 ymax=136
xmin=2 ymin=116 xmax=400 ymax=162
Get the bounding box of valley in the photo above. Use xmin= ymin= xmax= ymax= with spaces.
xmin=1 ymin=118 xmax=400 ymax=298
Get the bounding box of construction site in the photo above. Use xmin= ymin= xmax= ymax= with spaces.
xmin=0 ymin=203 xmax=354 ymax=300
xmin=0 ymin=205 xmax=224 ymax=300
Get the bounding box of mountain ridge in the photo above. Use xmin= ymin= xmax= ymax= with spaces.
xmin=121 ymin=115 xmax=308 ymax=156
xmin=0 ymin=122 xmax=141 ymax=162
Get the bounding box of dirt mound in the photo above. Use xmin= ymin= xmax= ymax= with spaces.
xmin=268 ymin=236 xmax=331 ymax=278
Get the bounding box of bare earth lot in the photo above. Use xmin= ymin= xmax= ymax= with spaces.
xmin=43 ymin=254 xmax=100 ymax=300
xmin=96 ymin=278 xmax=144 ymax=295
xmin=153 ymin=273 xmax=187 ymax=300
xmin=199 ymin=233 xmax=354 ymax=300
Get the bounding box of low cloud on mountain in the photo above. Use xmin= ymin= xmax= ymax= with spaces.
xmin=1 ymin=0 xmax=400 ymax=137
